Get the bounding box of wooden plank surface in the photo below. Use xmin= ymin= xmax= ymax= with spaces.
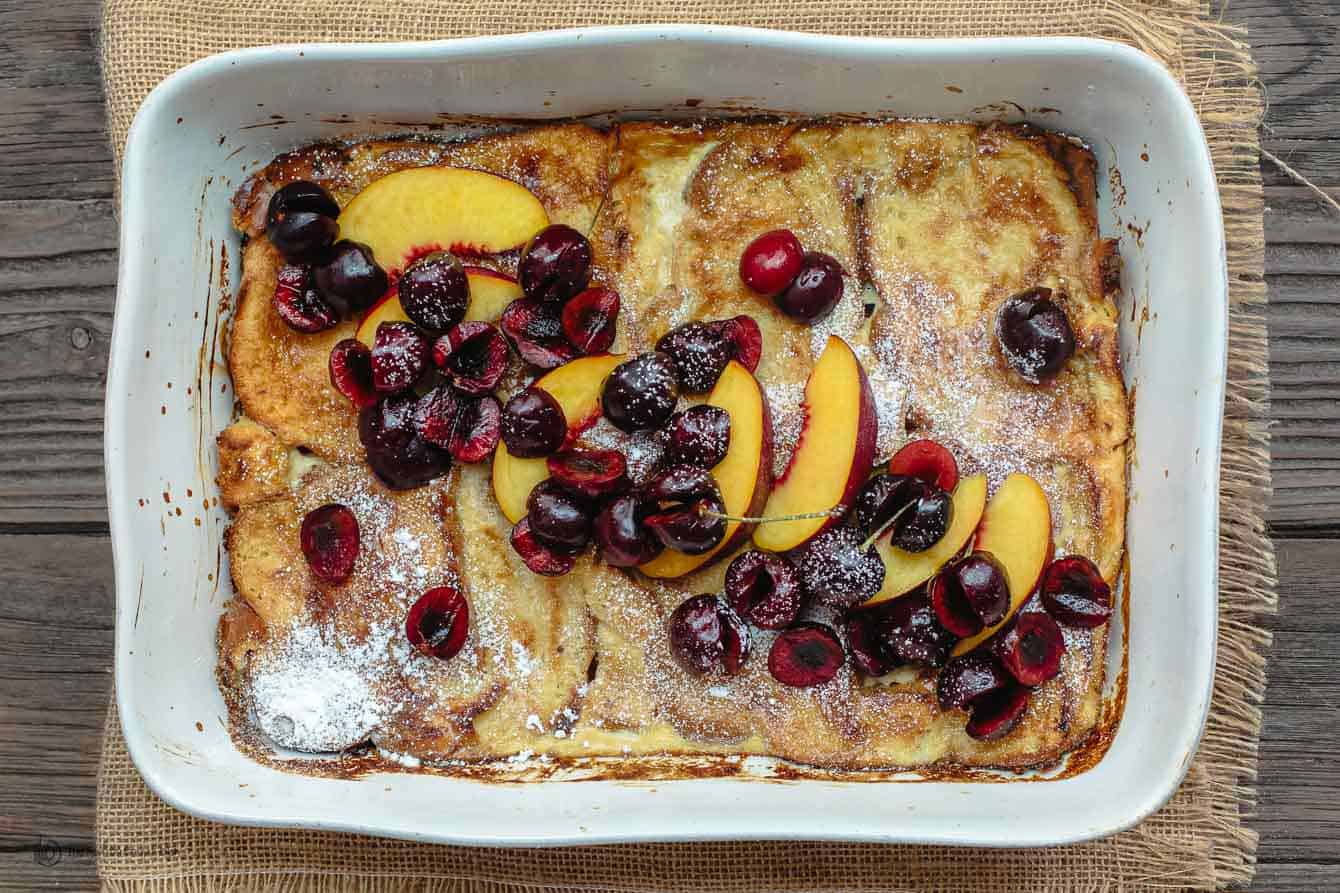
xmin=0 ymin=0 xmax=1337 ymax=890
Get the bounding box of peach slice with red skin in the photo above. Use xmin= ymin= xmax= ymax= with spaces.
xmin=354 ymin=267 xmax=523 ymax=347
xmin=491 ymin=353 xmax=624 ymax=523
xmin=337 ymin=167 xmax=548 ymax=271
xmin=752 ymin=336 xmax=877 ymax=553
xmin=640 ymin=360 xmax=773 ymax=579
xmin=952 ymin=472 xmax=1053 ymax=656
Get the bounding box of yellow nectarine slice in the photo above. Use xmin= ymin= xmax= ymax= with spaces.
xmin=641 ymin=361 xmax=773 ymax=579
xmin=338 ymin=168 xmax=548 ymax=272
xmin=863 ymin=474 xmax=988 ymax=607
xmin=354 ymin=269 xmax=523 ymax=347
xmin=491 ymin=354 xmax=625 ymax=523
xmin=752 ymin=336 xmax=877 ymax=553
xmin=953 ymin=472 xmax=1052 ymax=655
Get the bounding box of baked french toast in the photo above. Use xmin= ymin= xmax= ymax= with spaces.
xmin=218 ymin=118 xmax=1127 ymax=772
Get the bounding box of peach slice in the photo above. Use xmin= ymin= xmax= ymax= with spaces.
xmin=640 ymin=360 xmax=773 ymax=578
xmin=863 ymin=474 xmax=988 ymax=607
xmin=952 ymin=472 xmax=1052 ymax=655
xmin=338 ymin=168 xmax=547 ymax=272
xmin=354 ymin=268 xmax=523 ymax=347
xmin=491 ymin=353 xmax=624 ymax=522
xmin=752 ymin=336 xmax=877 ymax=553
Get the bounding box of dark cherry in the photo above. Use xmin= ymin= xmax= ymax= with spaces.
xmin=844 ymin=608 xmax=900 ymax=678
xmin=995 ymin=611 xmax=1067 ymax=687
xmin=643 ymin=497 xmax=725 ymax=555
xmin=936 ymin=651 xmax=1010 ymax=711
xmin=500 ymin=297 xmax=577 ymax=369
xmin=405 ymin=586 xmax=469 ymax=662
xmin=500 ymin=387 xmax=566 ymax=458
xmin=708 ymin=315 xmax=763 ymax=372
xmin=510 ymin=516 xmax=577 ymax=576
xmin=850 ymin=473 xmax=918 ymax=540
xmin=299 ymin=503 xmax=360 ymax=584
xmin=601 ymin=352 xmax=680 ymax=433
xmin=929 ymin=551 xmax=1010 ymax=637
xmin=518 ymin=224 xmax=592 ymax=303
xmin=996 ymin=286 xmax=1076 ymax=383
xmin=273 ymin=265 xmax=337 ymax=333
xmin=561 ymin=287 xmax=620 ymax=354
xmin=792 ymin=527 xmax=885 ymax=608
xmin=267 ymin=181 xmax=339 ymax=227
xmin=1041 ymin=556 xmax=1112 ymax=628
xmin=642 ymin=464 xmax=720 ymax=505
xmin=411 ymin=384 xmax=459 ymax=449
xmin=878 ymin=592 xmax=956 ymax=667
xmin=592 ymin=493 xmax=663 ymax=567
xmin=739 ymin=229 xmax=804 ymax=297
xmin=370 ymin=321 xmax=430 ymax=393
xmin=888 ymin=439 xmax=959 ymax=493
xmin=432 ymin=321 xmax=508 ymax=395
xmin=447 ymin=394 xmax=502 ymax=463
xmin=724 ymin=550 xmax=802 ymax=630
xmin=656 ymin=322 xmax=731 ymax=393
xmin=768 ymin=623 xmax=845 ymax=688
xmin=662 ymin=405 xmax=731 ymax=469
xmin=328 ymin=338 xmax=378 ymax=409
xmin=965 ymin=683 xmax=1031 ymax=741
xmin=313 ymin=240 xmax=387 ymax=316
xmin=526 ymin=479 xmax=592 ymax=554
xmin=546 ymin=449 xmax=630 ymax=500
xmin=269 ymin=211 xmax=338 ymax=265
xmin=668 ymin=594 xmax=749 ymax=676
xmin=398 ymin=252 xmax=469 ymax=333
xmin=774 ymin=251 xmax=844 ymax=323
xmin=357 ymin=392 xmax=452 ymax=490
xmin=889 ymin=482 xmax=952 ymax=553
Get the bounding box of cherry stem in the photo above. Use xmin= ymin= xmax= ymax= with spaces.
xmin=860 ymin=502 xmax=915 ymax=551
xmin=698 ymin=506 xmax=842 ymax=524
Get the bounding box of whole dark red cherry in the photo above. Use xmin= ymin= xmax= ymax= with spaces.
xmin=358 ymin=393 xmax=452 ymax=490
xmin=965 ymin=683 xmax=1031 ymax=741
xmin=639 ymin=464 xmax=726 ymax=555
xmin=768 ymin=623 xmax=845 ymax=687
xmin=775 ymin=251 xmax=844 ymax=322
xmin=500 ymin=387 xmax=566 ymax=458
xmin=370 ymin=321 xmax=430 ymax=393
xmin=878 ymin=591 xmax=955 ymax=667
xmin=740 ymin=229 xmax=804 ymax=297
xmin=405 ymin=586 xmax=469 ymax=661
xmin=269 ymin=211 xmax=339 ymax=265
xmin=299 ymin=503 xmax=360 ymax=584
xmin=561 ymin=287 xmax=620 ymax=354
xmin=929 ymin=551 xmax=1010 ymax=637
xmin=601 ymin=352 xmax=680 ymax=433
xmin=656 ymin=322 xmax=731 ymax=393
xmin=889 ymin=481 xmax=952 ymax=553
xmin=662 ymin=405 xmax=731 ymax=469
xmin=273 ymin=265 xmax=337 ymax=333
xmin=519 ymin=224 xmax=592 ymax=303
xmin=792 ymin=526 xmax=885 ymax=608
xmin=668 ymin=594 xmax=749 ymax=676
xmin=937 ymin=651 xmax=1011 ymax=712
xmin=1041 ymin=555 xmax=1112 ymax=628
xmin=850 ymin=473 xmax=918 ymax=541
xmin=267 ymin=180 xmax=340 ymax=226
xmin=996 ymin=286 xmax=1076 ymax=383
xmin=593 ymin=493 xmax=662 ymax=567
xmin=526 ymin=479 xmax=592 ymax=554
xmin=432 ymin=321 xmax=509 ymax=396
xmin=313 ymin=240 xmax=387 ymax=316
xmin=844 ymin=608 xmax=900 ymax=678
xmin=724 ymin=550 xmax=802 ymax=630
xmin=398 ymin=252 xmax=469 ymax=333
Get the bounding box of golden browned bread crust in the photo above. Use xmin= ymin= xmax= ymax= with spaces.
xmin=219 ymin=119 xmax=1126 ymax=772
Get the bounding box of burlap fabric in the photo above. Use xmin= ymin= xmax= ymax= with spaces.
xmin=96 ymin=0 xmax=1275 ymax=889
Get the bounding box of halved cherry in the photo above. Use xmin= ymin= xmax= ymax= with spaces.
xmin=995 ymin=611 xmax=1067 ymax=687
xmin=546 ymin=449 xmax=630 ymax=500
xmin=328 ymin=338 xmax=378 ymax=409
xmin=878 ymin=591 xmax=955 ymax=668
xmin=412 ymin=384 xmax=459 ymax=448
xmin=936 ymin=651 xmax=1010 ymax=711
xmin=274 ymin=265 xmax=338 ymax=333
xmin=405 ymin=586 xmax=469 ymax=661
xmin=720 ymin=607 xmax=751 ymax=675
xmin=561 ymin=287 xmax=620 ymax=354
xmin=656 ymin=321 xmax=731 ymax=393
xmin=1041 ymin=555 xmax=1112 ymax=628
xmin=724 ymin=550 xmax=802 ymax=630
xmin=668 ymin=593 xmax=749 ymax=675
xmin=768 ymin=623 xmax=845 ymax=688
xmin=643 ymin=497 xmax=726 ymax=555
xmin=432 ymin=321 xmax=508 ymax=395
xmin=929 ymin=552 xmax=1010 ymax=638
xmin=844 ymin=608 xmax=898 ymax=677
xmin=888 ymin=439 xmax=959 ymax=492
xmin=662 ymin=405 xmax=731 ymax=469
xmin=965 ymin=683 xmax=1031 ymax=741
xmin=299 ymin=503 xmax=360 ymax=584
xmin=708 ymin=315 xmax=762 ymax=372
xmin=510 ymin=516 xmax=578 ymax=576
xmin=593 ymin=493 xmax=662 ymax=567
xmin=500 ymin=297 xmax=577 ymax=369
xmin=371 ymin=321 xmax=430 ymax=393
xmin=448 ymin=394 xmax=501 ymax=463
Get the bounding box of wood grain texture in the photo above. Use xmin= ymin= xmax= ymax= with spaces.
xmin=0 ymin=0 xmax=1336 ymax=889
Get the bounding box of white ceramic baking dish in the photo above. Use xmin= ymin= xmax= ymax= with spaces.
xmin=107 ymin=26 xmax=1226 ymax=848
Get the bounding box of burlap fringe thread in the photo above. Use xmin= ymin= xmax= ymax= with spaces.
xmin=96 ymin=0 xmax=1274 ymax=890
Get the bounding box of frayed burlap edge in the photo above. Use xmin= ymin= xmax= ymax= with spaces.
xmin=95 ymin=0 xmax=1274 ymax=890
